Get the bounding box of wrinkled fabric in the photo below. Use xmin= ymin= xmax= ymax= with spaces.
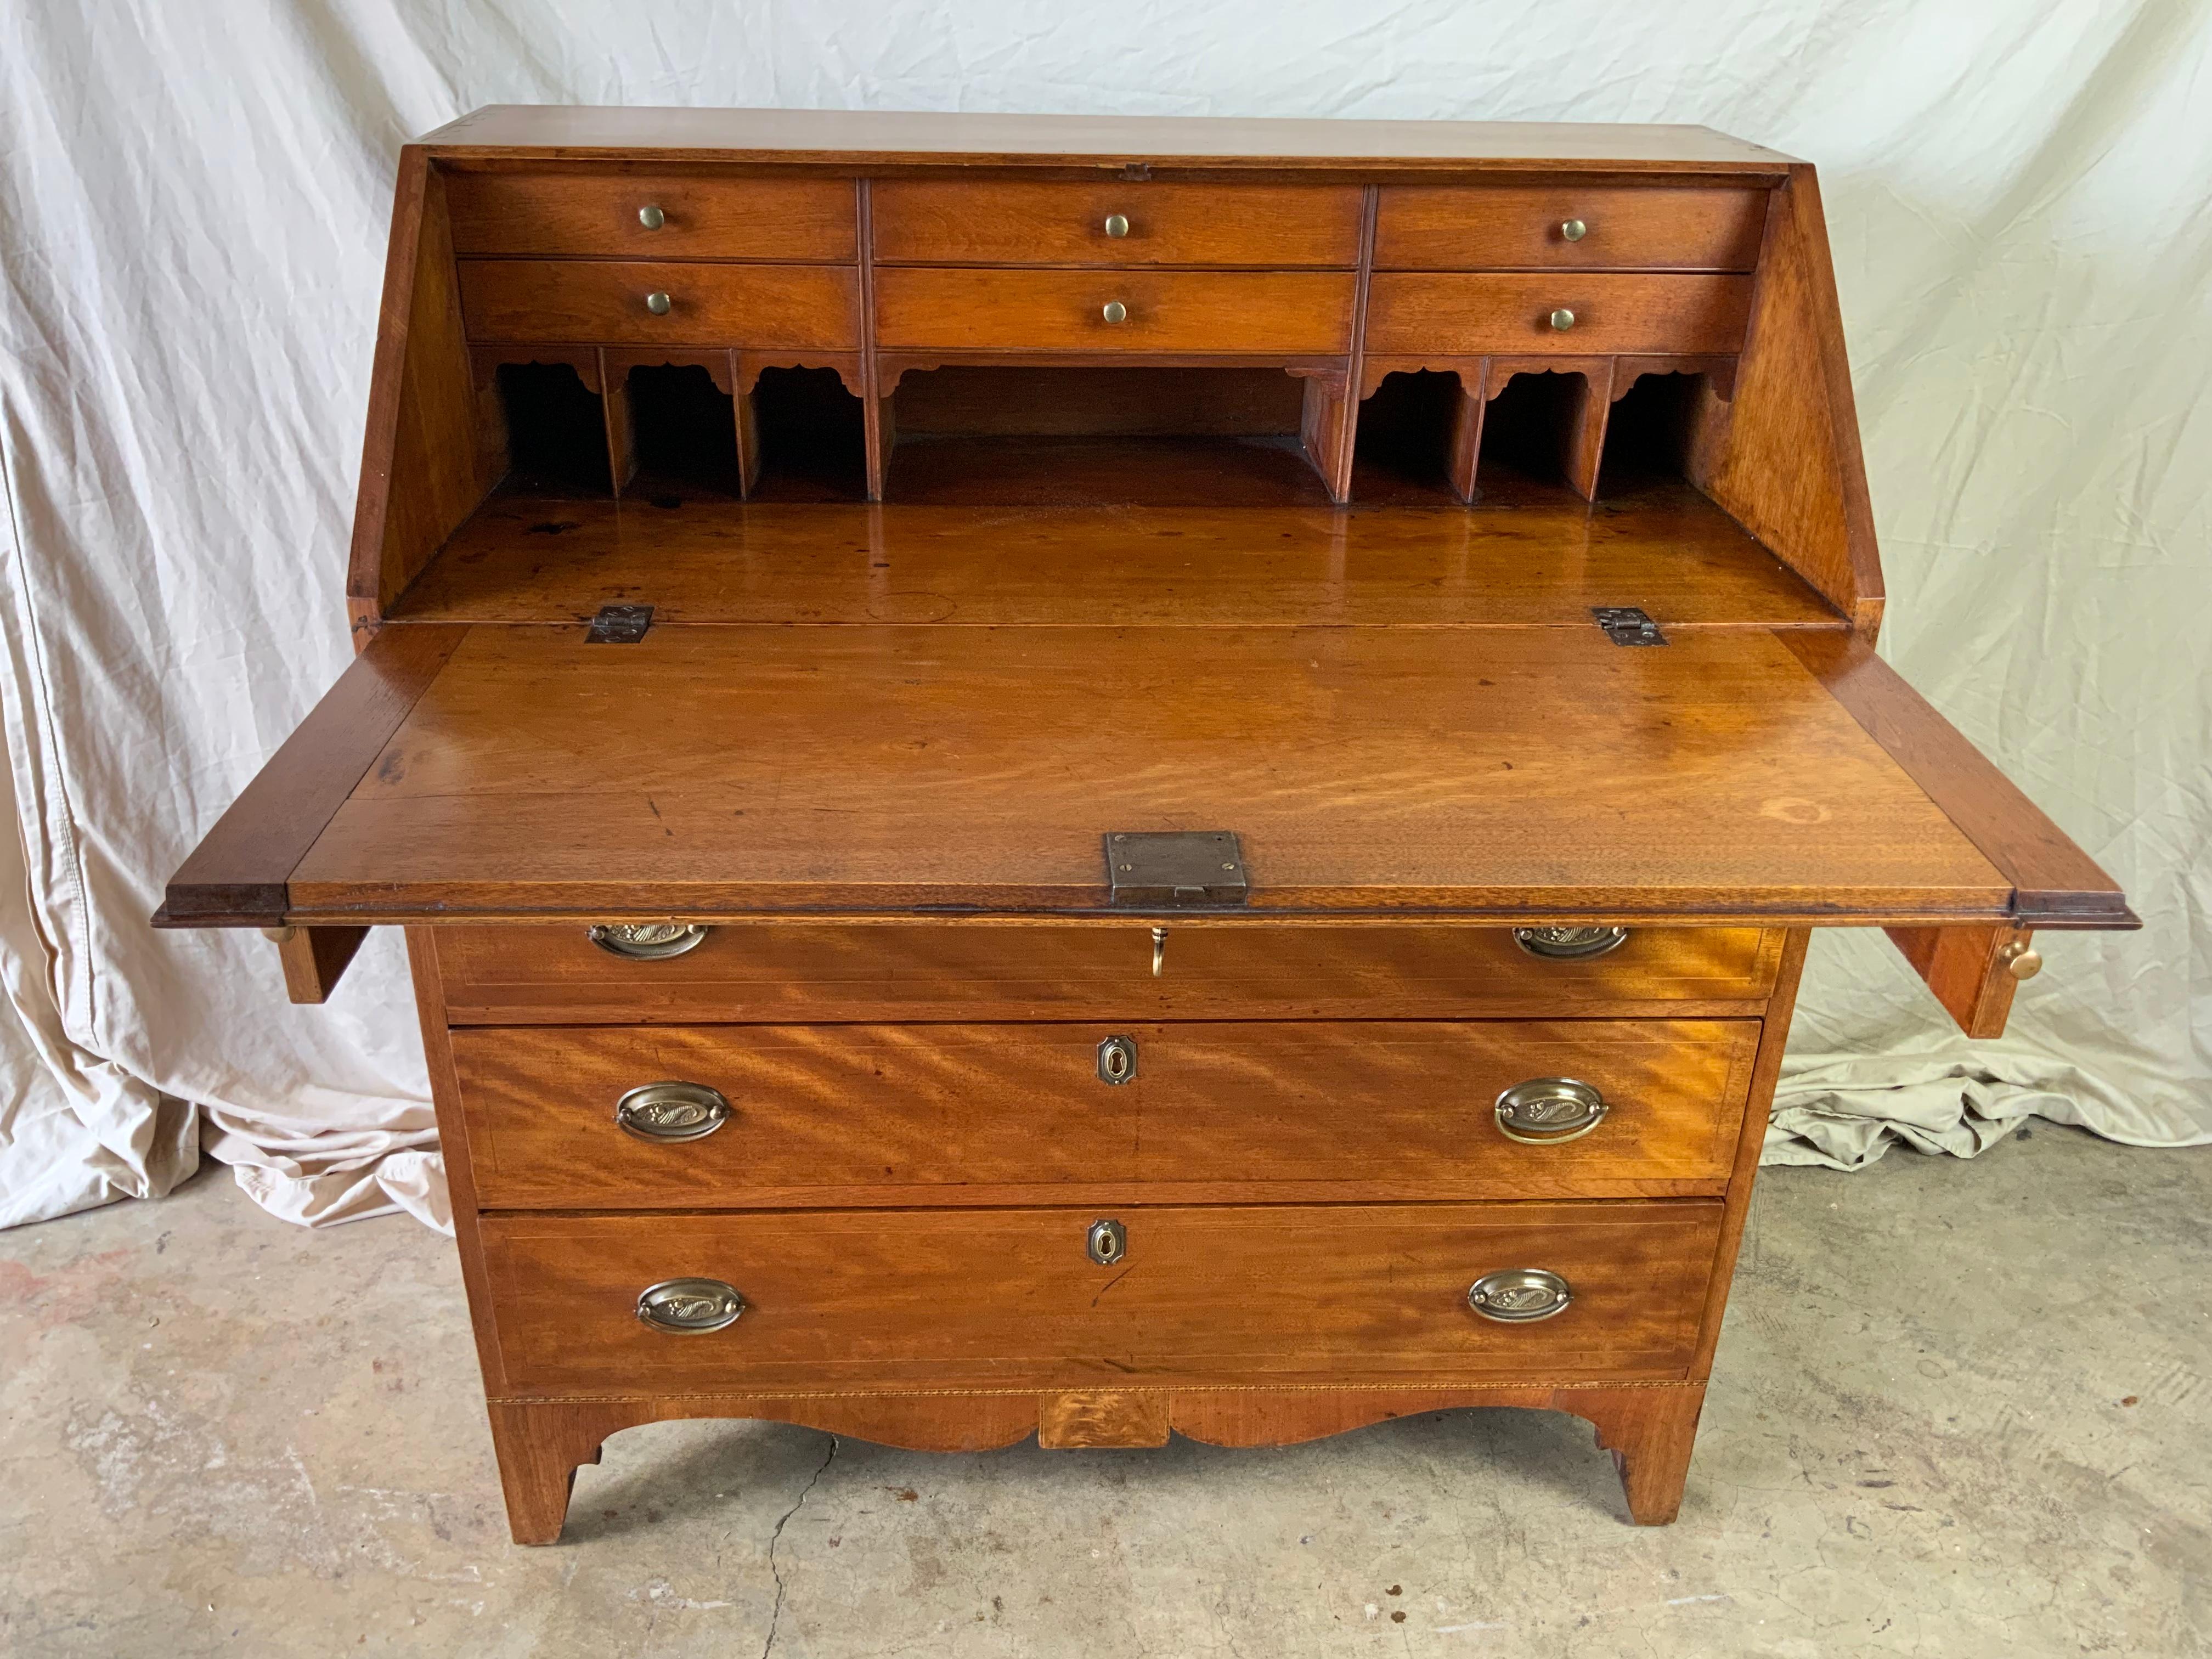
xmin=0 ymin=1 xmax=2205 ymax=1231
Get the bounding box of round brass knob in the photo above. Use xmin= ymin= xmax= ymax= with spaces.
xmin=1495 ymin=1078 xmax=1608 ymax=1145
xmin=639 ymin=204 xmax=666 ymax=230
xmin=1560 ymin=218 xmax=1588 ymax=242
xmin=645 ymin=290 xmax=673 ymax=315
xmin=1468 ymin=1268 xmax=1573 ymax=1323
xmin=1548 ymin=307 xmax=1576 ymax=331
xmin=636 ymin=1278 xmax=746 ymax=1335
xmin=1104 ymin=212 xmax=1130 ymax=238
xmin=1999 ymin=939 xmax=2043 ymax=980
xmin=1102 ymin=300 xmax=1128 ymax=324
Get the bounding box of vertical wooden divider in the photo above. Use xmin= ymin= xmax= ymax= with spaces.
xmin=729 ymin=347 xmax=761 ymax=498
xmin=1565 ymin=358 xmax=1617 ymax=500
xmin=598 ymin=346 xmax=636 ymax=498
xmin=856 ymin=178 xmax=889 ymax=500
xmin=1325 ymin=185 xmax=1381 ymax=505
xmin=1446 ymin=358 xmax=1491 ymax=503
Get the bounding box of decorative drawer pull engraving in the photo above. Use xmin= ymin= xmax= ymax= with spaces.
xmin=638 ymin=204 xmax=666 ymax=230
xmin=1512 ymin=924 xmax=1628 ymax=960
xmin=644 ymin=290 xmax=673 ymax=315
xmin=1096 ymin=1035 xmax=1139 ymax=1085
xmin=588 ymin=922 xmax=709 ymax=960
xmin=1467 ymin=1268 xmax=1573 ymax=1323
xmin=636 ymin=1278 xmax=746 ymax=1334
xmin=1548 ymin=307 xmax=1576 ymax=331
xmin=1103 ymin=212 xmax=1130 ymax=238
xmin=1102 ymin=300 xmax=1128 ymax=324
xmin=1087 ymin=1218 xmax=1127 ymax=1265
xmin=1560 ymin=217 xmax=1588 ymax=241
xmin=614 ymin=1081 xmax=731 ymax=1142
xmin=1495 ymin=1078 xmax=1608 ymax=1145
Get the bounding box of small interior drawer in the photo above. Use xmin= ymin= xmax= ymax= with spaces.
xmin=1374 ymin=185 xmax=1768 ymax=272
xmin=432 ymin=923 xmax=1785 ymax=1024
xmin=456 ymin=259 xmax=859 ymax=347
xmin=872 ymin=268 xmax=1357 ymax=354
xmin=1365 ymin=271 xmax=1753 ymax=356
xmin=870 ymin=181 xmax=1364 ymax=267
xmin=451 ymin=1018 xmax=1760 ymax=1207
xmin=480 ymin=1200 xmax=1722 ymax=1393
xmin=443 ymin=168 xmax=858 ymax=261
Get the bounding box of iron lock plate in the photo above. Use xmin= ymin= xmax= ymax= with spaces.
xmin=1104 ymin=831 xmax=1250 ymax=908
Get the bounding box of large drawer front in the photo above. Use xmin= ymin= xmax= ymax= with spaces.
xmin=435 ymin=924 xmax=1784 ymax=1024
xmin=457 ymin=259 xmax=859 ymax=347
xmin=1365 ymin=272 xmax=1753 ymax=356
xmin=872 ymin=268 xmax=1357 ymax=353
xmin=454 ymin=1019 xmax=1759 ymax=1207
xmin=1374 ymin=185 xmax=1767 ymax=272
xmin=870 ymin=181 xmax=1364 ymax=268
xmin=482 ymin=1200 xmax=1721 ymax=1393
xmin=444 ymin=170 xmax=858 ymax=261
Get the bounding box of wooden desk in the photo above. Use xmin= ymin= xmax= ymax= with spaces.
xmin=158 ymin=108 xmax=2133 ymax=1542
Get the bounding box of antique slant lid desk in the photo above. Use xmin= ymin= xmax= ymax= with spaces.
xmin=158 ymin=108 xmax=2135 ymax=1543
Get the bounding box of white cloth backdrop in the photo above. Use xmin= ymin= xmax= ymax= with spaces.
xmin=1 ymin=2 xmax=2205 ymax=1230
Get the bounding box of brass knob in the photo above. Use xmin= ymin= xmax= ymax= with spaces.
xmin=1468 ymin=1268 xmax=1572 ymax=1323
xmin=1104 ymin=212 xmax=1130 ymax=238
xmin=1548 ymin=308 xmax=1576 ymax=331
xmin=637 ymin=1278 xmax=746 ymax=1334
xmin=1495 ymin=1078 xmax=1608 ymax=1144
xmin=1998 ymin=939 xmax=2043 ymax=980
xmin=1560 ymin=218 xmax=1588 ymax=241
xmin=638 ymin=204 xmax=666 ymax=230
xmin=614 ymin=1081 xmax=731 ymax=1142
xmin=1102 ymin=300 xmax=1128 ymax=324
xmin=588 ymin=922 xmax=709 ymax=960
xmin=645 ymin=290 xmax=673 ymax=315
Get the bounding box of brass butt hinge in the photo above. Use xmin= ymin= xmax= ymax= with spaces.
xmin=1592 ymin=606 xmax=1666 ymax=646
xmin=1105 ymin=831 xmax=1250 ymax=907
xmin=586 ymin=603 xmax=654 ymax=643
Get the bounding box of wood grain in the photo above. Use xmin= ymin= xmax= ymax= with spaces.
xmin=873 ymin=268 xmax=1356 ymax=354
xmin=457 ymin=259 xmax=858 ymax=347
xmin=1782 ymin=631 xmax=2135 ymax=926
xmin=478 ymin=1200 xmax=1723 ymax=1393
xmin=269 ymin=925 xmax=368 ymax=1004
xmin=1374 ymin=184 xmax=1767 ymax=271
xmin=450 ymin=1018 xmax=1759 ymax=1207
xmin=1367 ymin=272 xmax=1752 ymax=357
xmin=157 ymin=625 xmax=467 ymax=924
xmin=1883 ymin=923 xmax=2031 ymax=1037
xmin=281 ymin=623 xmax=2009 ymax=922
xmin=433 ymin=922 xmax=1783 ymax=1024
xmin=871 ymin=180 xmax=1363 ymax=267
xmin=444 ymin=167 xmax=857 ymax=260
xmin=419 ymin=108 xmax=1798 ymax=172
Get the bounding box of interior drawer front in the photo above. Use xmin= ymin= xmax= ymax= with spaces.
xmin=433 ymin=924 xmax=1782 ymax=1024
xmin=1365 ymin=272 xmax=1752 ymax=356
xmin=456 ymin=259 xmax=859 ymax=347
xmin=453 ymin=1018 xmax=1760 ymax=1207
xmin=1374 ymin=185 xmax=1767 ymax=272
xmin=870 ymin=181 xmax=1364 ymax=267
xmin=482 ymin=1200 xmax=1720 ymax=1393
xmin=444 ymin=170 xmax=858 ymax=261
xmin=872 ymin=268 xmax=1356 ymax=353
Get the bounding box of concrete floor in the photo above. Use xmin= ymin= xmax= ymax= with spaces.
xmin=2 ymin=1126 xmax=2205 ymax=1658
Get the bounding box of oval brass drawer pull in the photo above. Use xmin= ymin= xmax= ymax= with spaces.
xmin=1494 ymin=1077 xmax=1607 ymax=1144
xmin=1511 ymin=924 xmax=1628 ymax=960
xmin=636 ymin=1277 xmax=746 ymax=1334
xmin=1467 ymin=1268 xmax=1573 ymax=1323
xmin=614 ymin=1080 xmax=731 ymax=1142
xmin=588 ymin=922 xmax=709 ymax=960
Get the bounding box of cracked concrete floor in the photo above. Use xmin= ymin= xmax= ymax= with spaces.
xmin=2 ymin=1125 xmax=2206 ymax=1658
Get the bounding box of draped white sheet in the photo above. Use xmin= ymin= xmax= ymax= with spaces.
xmin=2 ymin=1 xmax=2205 ymax=1229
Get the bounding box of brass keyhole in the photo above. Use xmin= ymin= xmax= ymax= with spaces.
xmin=1097 ymin=1035 xmax=1138 ymax=1085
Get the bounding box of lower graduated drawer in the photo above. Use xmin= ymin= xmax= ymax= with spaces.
xmin=433 ymin=923 xmax=1782 ymax=1024
xmin=479 ymin=1201 xmax=1722 ymax=1393
xmin=452 ymin=1019 xmax=1759 ymax=1206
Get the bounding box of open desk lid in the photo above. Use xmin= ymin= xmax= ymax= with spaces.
xmin=158 ymin=619 xmax=2132 ymax=933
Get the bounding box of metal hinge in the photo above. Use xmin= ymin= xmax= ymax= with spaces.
xmin=1105 ymin=831 xmax=1250 ymax=907
xmin=1592 ymin=606 xmax=1666 ymax=646
xmin=586 ymin=603 xmax=654 ymax=643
